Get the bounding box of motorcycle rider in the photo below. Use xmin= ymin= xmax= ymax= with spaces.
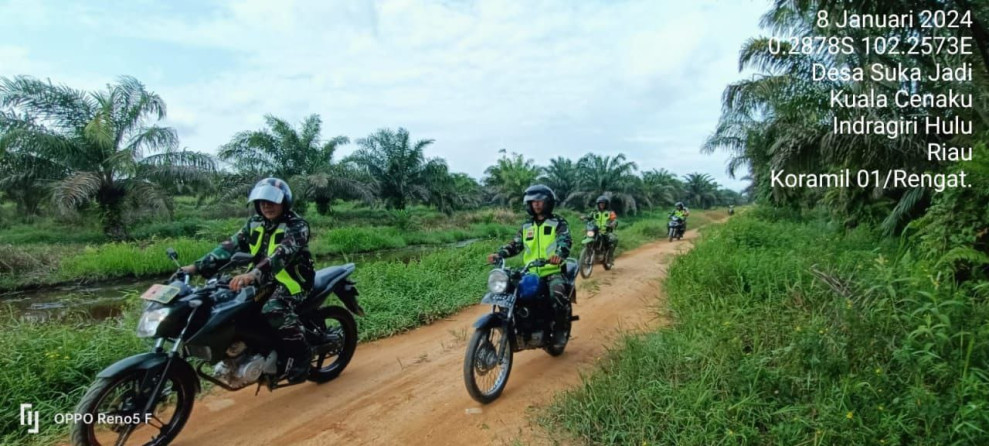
xmin=179 ymin=178 xmax=316 ymax=383
xmin=728 ymin=204 xmax=735 ymax=216
xmin=583 ymin=195 xmax=618 ymax=255
xmin=670 ymin=201 xmax=690 ymax=233
xmin=487 ymin=184 xmax=573 ymax=348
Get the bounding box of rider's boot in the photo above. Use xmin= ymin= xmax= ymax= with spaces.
xmin=281 ymin=336 xmax=312 ymax=384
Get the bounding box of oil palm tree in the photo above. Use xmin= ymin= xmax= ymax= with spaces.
xmin=570 ymin=153 xmax=642 ymax=214
xmin=482 ymin=150 xmax=542 ymax=209
xmin=682 ymin=173 xmax=719 ymax=209
xmin=539 ymin=156 xmax=581 ymax=208
xmin=0 ymin=76 xmax=215 ymax=239
xmin=346 ymin=127 xmax=442 ymax=210
xmin=218 ymin=114 xmax=372 ymax=215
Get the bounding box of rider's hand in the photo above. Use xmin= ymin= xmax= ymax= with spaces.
xmin=229 ymin=272 xmax=256 ymax=292
xmin=180 ymin=265 xmax=196 ymax=274
xmin=487 ymin=253 xmax=501 ymax=264
xmin=548 ymin=255 xmax=562 ymax=265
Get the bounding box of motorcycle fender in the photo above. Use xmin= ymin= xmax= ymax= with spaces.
xmin=472 ymin=313 xmax=508 ymax=330
xmin=96 ymin=352 xmax=201 ymax=393
xmin=333 ymin=279 xmax=365 ymax=316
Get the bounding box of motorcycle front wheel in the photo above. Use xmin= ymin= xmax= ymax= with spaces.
xmin=71 ymin=367 xmax=195 ymax=446
xmin=463 ymin=324 xmax=513 ymax=404
xmin=578 ymin=247 xmax=594 ymax=278
xmin=602 ymin=247 xmax=615 ymax=270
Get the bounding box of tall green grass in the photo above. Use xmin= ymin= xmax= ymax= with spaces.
xmin=544 ymin=214 xmax=989 ymax=445
xmin=0 ymin=302 xmax=146 ymax=446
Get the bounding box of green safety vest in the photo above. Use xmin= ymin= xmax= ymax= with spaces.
xmin=673 ymin=209 xmax=687 ymax=218
xmin=522 ymin=218 xmax=561 ymax=278
xmin=592 ymin=211 xmax=611 ymax=230
xmin=247 ymin=222 xmax=303 ymax=295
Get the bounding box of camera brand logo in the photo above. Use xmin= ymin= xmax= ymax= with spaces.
xmin=20 ymin=403 xmax=40 ymax=434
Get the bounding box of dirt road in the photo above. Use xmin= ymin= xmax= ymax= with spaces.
xmin=172 ymin=227 xmax=705 ymax=445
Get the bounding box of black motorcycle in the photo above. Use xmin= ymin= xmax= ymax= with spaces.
xmin=668 ymin=215 xmax=685 ymax=241
xmin=577 ymin=218 xmax=615 ymax=278
xmin=70 ymin=248 xmax=364 ymax=446
xmin=463 ymin=257 xmax=578 ymax=404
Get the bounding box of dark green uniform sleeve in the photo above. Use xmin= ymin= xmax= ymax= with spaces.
xmin=194 ymin=220 xmax=252 ymax=277
xmin=497 ymin=225 xmax=525 ymax=258
xmin=554 ymin=218 xmax=572 ymax=259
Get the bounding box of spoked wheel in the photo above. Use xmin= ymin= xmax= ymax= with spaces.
xmin=463 ymin=324 xmax=513 ymax=404
xmin=70 ymin=368 xmax=195 ymax=446
xmin=578 ymin=247 xmax=594 ymax=278
xmin=308 ymin=305 xmax=358 ymax=383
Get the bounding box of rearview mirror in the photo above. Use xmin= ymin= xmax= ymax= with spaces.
xmin=166 ymin=248 xmax=178 ymax=261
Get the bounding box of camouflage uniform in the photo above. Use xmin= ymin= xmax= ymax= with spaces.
xmin=496 ymin=214 xmax=573 ymax=308
xmin=194 ymin=211 xmax=315 ymax=362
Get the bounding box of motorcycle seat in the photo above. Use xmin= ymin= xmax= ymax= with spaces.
xmin=310 ymin=263 xmax=355 ymax=296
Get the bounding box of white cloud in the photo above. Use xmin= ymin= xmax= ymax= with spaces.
xmin=1 ymin=0 xmax=768 ymax=191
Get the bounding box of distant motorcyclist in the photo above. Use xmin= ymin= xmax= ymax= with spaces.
xmin=487 ymin=184 xmax=573 ymax=348
xmin=728 ymin=205 xmax=735 ymax=216
xmin=180 ymin=178 xmax=315 ymax=383
xmin=670 ymin=201 xmax=690 ymax=232
xmin=583 ymin=195 xmax=617 ymax=254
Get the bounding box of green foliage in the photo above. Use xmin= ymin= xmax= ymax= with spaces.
xmin=545 ymin=214 xmax=989 ymax=445
xmin=909 ymin=142 xmax=989 ymax=281
xmin=346 ymin=127 xmax=444 ymax=210
xmin=482 ymin=150 xmax=542 ymax=208
xmin=0 ymin=302 xmax=146 ymax=446
xmin=0 ymin=75 xmax=216 ymax=239
xmin=350 ymin=242 xmax=497 ymax=340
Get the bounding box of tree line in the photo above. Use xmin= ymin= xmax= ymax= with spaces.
xmin=0 ymin=75 xmax=743 ymax=240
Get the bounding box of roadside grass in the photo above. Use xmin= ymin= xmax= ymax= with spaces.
xmin=541 ymin=213 xmax=989 ymax=445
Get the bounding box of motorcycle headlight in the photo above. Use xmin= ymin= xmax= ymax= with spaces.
xmin=136 ymin=307 xmax=170 ymax=338
xmin=586 ymin=230 xmax=595 ymax=237
xmin=487 ymin=269 xmax=509 ymax=294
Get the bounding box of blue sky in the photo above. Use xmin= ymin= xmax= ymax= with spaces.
xmin=0 ymin=0 xmax=768 ymax=191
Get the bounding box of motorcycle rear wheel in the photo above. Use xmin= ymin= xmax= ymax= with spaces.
xmin=308 ymin=305 xmax=358 ymax=383
xmin=544 ymin=304 xmax=573 ymax=357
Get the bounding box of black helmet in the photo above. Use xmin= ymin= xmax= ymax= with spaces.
xmin=248 ymin=177 xmax=293 ymax=216
xmin=595 ymin=195 xmax=609 ymax=209
xmin=522 ymin=184 xmax=556 ymax=216
xmin=675 ymin=201 xmax=684 ymax=209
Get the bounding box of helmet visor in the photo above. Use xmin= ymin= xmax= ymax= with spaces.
xmin=523 ymin=192 xmax=550 ymax=203
xmin=247 ymin=184 xmax=285 ymax=205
